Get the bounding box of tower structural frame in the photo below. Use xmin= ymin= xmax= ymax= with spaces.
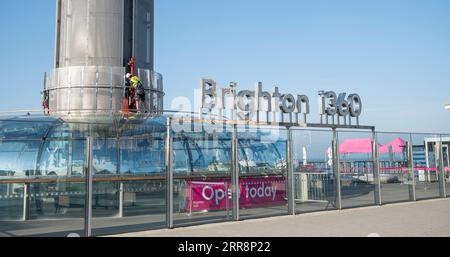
xmin=45 ymin=0 xmax=163 ymax=120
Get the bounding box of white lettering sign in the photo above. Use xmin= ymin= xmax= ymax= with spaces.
xmin=201 ymin=78 xmax=363 ymax=125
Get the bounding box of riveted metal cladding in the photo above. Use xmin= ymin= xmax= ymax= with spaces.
xmin=201 ymin=78 xmax=362 ymax=125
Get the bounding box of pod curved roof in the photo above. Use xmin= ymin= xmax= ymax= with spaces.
xmin=0 ymin=114 xmax=170 ymax=140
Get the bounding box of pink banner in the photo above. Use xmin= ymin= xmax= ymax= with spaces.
xmin=186 ymin=177 xmax=286 ymax=212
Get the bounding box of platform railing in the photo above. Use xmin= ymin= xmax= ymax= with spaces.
xmin=43 ymin=66 xmax=164 ymax=117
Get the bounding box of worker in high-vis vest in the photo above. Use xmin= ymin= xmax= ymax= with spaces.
xmin=131 ymin=76 xmax=147 ymax=113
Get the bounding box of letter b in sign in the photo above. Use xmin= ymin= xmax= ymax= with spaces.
xmin=201 ymin=79 xmax=217 ymax=110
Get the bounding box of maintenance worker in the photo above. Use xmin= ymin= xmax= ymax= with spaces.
xmin=125 ymin=73 xmax=132 ymax=90
xmin=124 ymin=73 xmax=133 ymax=112
xmin=42 ymin=90 xmax=50 ymax=115
xmin=131 ymin=76 xmax=147 ymax=113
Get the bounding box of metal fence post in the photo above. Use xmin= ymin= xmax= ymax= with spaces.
xmin=84 ymin=136 xmax=93 ymax=237
xmin=22 ymin=183 xmax=29 ymax=221
xmin=118 ymin=182 xmax=124 ymax=218
xmin=166 ymin=117 xmax=174 ymax=229
xmin=408 ymin=134 xmax=416 ymax=201
xmin=225 ymin=181 xmax=230 ymax=219
xmin=372 ymin=130 xmax=382 ymax=205
xmin=332 ymin=129 xmax=342 ymax=210
xmin=286 ymin=127 xmax=295 ymax=215
xmin=116 ymin=137 xmax=123 ymax=218
xmin=232 ymin=124 xmax=240 ymax=221
xmin=438 ymin=136 xmax=447 ymax=198
xmin=189 ymin=182 xmax=193 ymax=217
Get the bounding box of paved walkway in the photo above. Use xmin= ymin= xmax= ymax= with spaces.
xmin=112 ymin=198 xmax=450 ymax=237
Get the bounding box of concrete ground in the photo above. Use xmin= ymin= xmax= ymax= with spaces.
xmin=111 ymin=198 xmax=450 ymax=237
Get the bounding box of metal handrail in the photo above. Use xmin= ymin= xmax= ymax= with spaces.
xmin=0 ymin=172 xmax=286 ymax=184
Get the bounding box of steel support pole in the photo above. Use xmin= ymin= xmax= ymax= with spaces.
xmin=165 ymin=117 xmax=174 ymax=229
xmin=372 ymin=130 xmax=382 ymax=205
xmin=225 ymin=181 xmax=230 ymax=219
xmin=118 ymin=182 xmax=124 ymax=218
xmin=189 ymin=182 xmax=193 ymax=217
xmin=437 ymin=137 xmax=447 ymax=198
xmin=425 ymin=142 xmax=430 ymax=182
xmin=68 ymin=139 xmax=73 ymax=176
xmin=22 ymin=183 xmax=29 ymax=221
xmin=332 ymin=129 xmax=342 ymax=210
xmin=408 ymin=135 xmax=416 ymax=201
xmin=232 ymin=124 xmax=240 ymax=221
xmin=84 ymin=136 xmax=93 ymax=237
xmin=116 ymin=138 xmax=123 ymax=218
xmin=286 ymin=127 xmax=296 ymax=215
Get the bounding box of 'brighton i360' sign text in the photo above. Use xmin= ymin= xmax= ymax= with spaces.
xmin=200 ymin=78 xmax=362 ymax=126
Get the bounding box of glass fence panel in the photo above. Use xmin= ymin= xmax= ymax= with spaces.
xmin=172 ymin=122 xmax=232 ymax=227
xmin=0 ymin=139 xmax=39 ymax=224
xmin=238 ymin=125 xmax=288 ymax=220
xmin=411 ymin=133 xmax=441 ymax=200
xmin=377 ymin=133 xmax=413 ymax=204
xmin=0 ymin=183 xmax=24 ymax=222
xmin=338 ymin=131 xmax=376 ymax=208
xmin=441 ymin=135 xmax=450 ymax=197
xmin=0 ymin=138 xmax=86 ymax=237
xmin=92 ymin=138 xmax=119 ymax=219
xmin=292 ymin=129 xmax=337 ymax=213
xmin=92 ymin=131 xmax=167 ymax=236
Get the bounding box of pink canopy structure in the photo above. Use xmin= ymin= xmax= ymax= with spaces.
xmin=338 ymin=137 xmax=408 ymax=155
xmin=379 ymin=137 xmax=407 ymax=154
xmin=339 ymin=138 xmax=379 ymax=154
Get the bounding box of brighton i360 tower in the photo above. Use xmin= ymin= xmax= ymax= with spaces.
xmin=46 ymin=0 xmax=163 ymax=121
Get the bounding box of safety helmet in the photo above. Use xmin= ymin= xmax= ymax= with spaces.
xmin=125 ymin=73 xmax=132 ymax=79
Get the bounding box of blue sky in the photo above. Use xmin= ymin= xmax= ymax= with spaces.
xmin=0 ymin=0 xmax=449 ymax=133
